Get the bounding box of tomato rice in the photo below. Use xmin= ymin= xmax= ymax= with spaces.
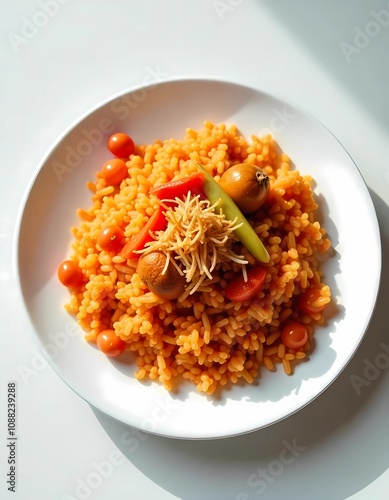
xmin=65 ymin=122 xmax=332 ymax=395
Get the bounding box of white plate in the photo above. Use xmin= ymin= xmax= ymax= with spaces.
xmin=15 ymin=78 xmax=381 ymax=439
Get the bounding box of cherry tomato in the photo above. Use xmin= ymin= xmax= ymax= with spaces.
xmin=96 ymin=329 xmax=126 ymax=357
xmin=225 ymin=267 xmax=267 ymax=302
xmin=100 ymin=159 xmax=128 ymax=185
xmin=97 ymin=225 xmax=124 ymax=252
xmin=108 ymin=133 xmax=135 ymax=158
xmin=58 ymin=260 xmax=83 ymax=288
xmin=299 ymin=288 xmax=326 ymax=315
xmin=281 ymin=321 xmax=308 ymax=350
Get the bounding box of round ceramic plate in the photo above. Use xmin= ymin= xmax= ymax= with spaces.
xmin=16 ymin=78 xmax=381 ymax=439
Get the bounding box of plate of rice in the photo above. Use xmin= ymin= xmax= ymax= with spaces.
xmin=16 ymin=78 xmax=381 ymax=439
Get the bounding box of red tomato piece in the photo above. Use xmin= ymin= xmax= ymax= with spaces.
xmin=108 ymin=133 xmax=135 ymax=158
xmin=225 ymin=266 xmax=267 ymax=302
xmin=299 ymin=288 xmax=326 ymax=315
xmin=281 ymin=321 xmax=308 ymax=350
xmin=58 ymin=260 xmax=83 ymax=288
xmin=96 ymin=329 xmax=126 ymax=357
xmin=97 ymin=225 xmax=124 ymax=252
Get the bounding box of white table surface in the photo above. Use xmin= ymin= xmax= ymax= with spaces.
xmin=1 ymin=1 xmax=388 ymax=499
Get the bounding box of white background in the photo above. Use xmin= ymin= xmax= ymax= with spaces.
xmin=1 ymin=1 xmax=388 ymax=499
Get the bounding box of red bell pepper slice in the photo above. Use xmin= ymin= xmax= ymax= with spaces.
xmin=150 ymin=172 xmax=205 ymax=201
xmin=119 ymin=205 xmax=168 ymax=259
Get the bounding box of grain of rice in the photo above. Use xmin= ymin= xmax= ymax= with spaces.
xmin=157 ymin=354 xmax=166 ymax=370
xmin=277 ymin=343 xmax=286 ymax=358
xmin=263 ymin=356 xmax=275 ymax=371
xmin=201 ymin=311 xmax=211 ymax=331
xmin=242 ymin=338 xmax=250 ymax=350
xmin=221 ymin=335 xmax=235 ymax=350
xmin=250 ymin=337 xmax=260 ymax=351
xmin=241 ymin=369 xmax=254 ymax=383
xmin=96 ymin=186 xmax=115 ymax=198
xmin=264 ymin=346 xmax=278 ymax=357
xmin=266 ymin=331 xmax=280 ymax=345
xmin=282 ymin=358 xmax=292 ymax=375
xmin=253 ymin=342 xmax=264 ymax=364
xmin=257 ymin=331 xmax=266 ymax=344
xmin=136 ymin=368 xmax=147 ymax=379
xmin=77 ymin=209 xmax=95 ymax=221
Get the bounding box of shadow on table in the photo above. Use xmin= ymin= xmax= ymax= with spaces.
xmin=92 ymin=190 xmax=389 ymax=500
xmin=260 ymin=0 xmax=389 ymax=132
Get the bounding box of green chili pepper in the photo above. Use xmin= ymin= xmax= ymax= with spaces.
xmin=197 ymin=162 xmax=270 ymax=263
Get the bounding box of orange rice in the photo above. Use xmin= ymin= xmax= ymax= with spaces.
xmin=65 ymin=121 xmax=332 ymax=395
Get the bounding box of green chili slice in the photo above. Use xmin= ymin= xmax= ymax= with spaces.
xmin=196 ymin=162 xmax=270 ymax=263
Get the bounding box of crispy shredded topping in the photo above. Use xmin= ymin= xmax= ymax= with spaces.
xmin=139 ymin=193 xmax=248 ymax=294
